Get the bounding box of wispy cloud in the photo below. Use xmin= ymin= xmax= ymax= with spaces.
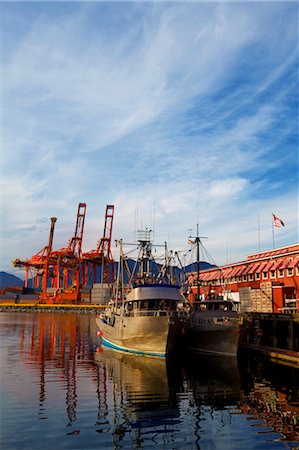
xmin=1 ymin=1 xmax=298 ymax=273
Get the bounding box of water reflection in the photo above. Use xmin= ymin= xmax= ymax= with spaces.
xmin=238 ymin=353 xmax=299 ymax=443
xmin=180 ymin=353 xmax=241 ymax=407
xmin=0 ymin=312 xmax=298 ymax=449
xmin=95 ymin=349 xmax=180 ymax=434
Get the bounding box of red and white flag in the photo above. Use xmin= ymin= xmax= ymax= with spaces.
xmin=272 ymin=213 xmax=285 ymax=228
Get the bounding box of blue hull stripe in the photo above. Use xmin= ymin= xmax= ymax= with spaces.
xmin=101 ymin=337 xmax=166 ymax=358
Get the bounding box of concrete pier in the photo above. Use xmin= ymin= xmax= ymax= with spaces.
xmin=0 ymin=301 xmax=106 ymax=314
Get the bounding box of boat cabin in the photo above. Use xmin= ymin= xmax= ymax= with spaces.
xmin=192 ymin=299 xmax=240 ymax=312
xmin=123 ymin=298 xmax=181 ymax=316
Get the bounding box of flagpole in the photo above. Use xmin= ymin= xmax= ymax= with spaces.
xmin=272 ymin=214 xmax=275 ymax=249
xmin=258 ymin=215 xmax=261 ymax=253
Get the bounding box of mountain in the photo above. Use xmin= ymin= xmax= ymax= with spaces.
xmin=0 ymin=271 xmax=24 ymax=287
xmin=184 ymin=261 xmax=215 ymax=273
xmin=0 ymin=259 xmax=215 ymax=289
xmin=112 ymin=259 xmax=215 ymax=283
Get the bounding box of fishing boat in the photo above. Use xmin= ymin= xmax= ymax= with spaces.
xmin=96 ymin=230 xmax=188 ymax=357
xmin=184 ymin=226 xmax=242 ymax=356
xmin=185 ymin=295 xmax=241 ymax=356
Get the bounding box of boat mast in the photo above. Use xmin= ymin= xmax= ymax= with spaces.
xmin=196 ymin=224 xmax=200 ymax=300
xmin=189 ymin=224 xmax=207 ymax=301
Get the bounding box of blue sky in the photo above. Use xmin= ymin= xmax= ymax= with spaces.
xmin=1 ymin=1 xmax=298 ymax=275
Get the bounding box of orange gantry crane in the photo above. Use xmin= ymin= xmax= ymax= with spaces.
xmin=82 ymin=205 xmax=115 ymax=285
xmin=12 ymin=202 xmax=115 ymax=304
xmin=13 ymin=217 xmax=58 ymax=292
xmin=46 ymin=203 xmax=87 ymax=303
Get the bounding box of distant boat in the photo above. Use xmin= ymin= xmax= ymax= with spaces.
xmin=96 ymin=231 xmax=189 ymax=357
xmin=184 ymin=226 xmax=242 ymax=356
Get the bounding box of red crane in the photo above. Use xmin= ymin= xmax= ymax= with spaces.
xmin=51 ymin=203 xmax=86 ymax=260
xmin=44 ymin=203 xmax=87 ymax=303
xmin=13 ymin=217 xmax=57 ymax=291
xmin=82 ymin=205 xmax=115 ymax=285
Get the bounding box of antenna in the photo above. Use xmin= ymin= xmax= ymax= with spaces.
xmin=196 ymin=190 xmax=200 ymax=225
xmin=153 ymin=200 xmax=156 ymax=243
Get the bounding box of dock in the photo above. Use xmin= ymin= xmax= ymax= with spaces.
xmin=0 ymin=299 xmax=106 ymax=314
xmin=239 ymin=312 xmax=299 ymax=365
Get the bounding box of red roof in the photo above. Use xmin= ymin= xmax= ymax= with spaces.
xmin=278 ymin=259 xmax=287 ymax=269
xmin=229 ymin=267 xmax=239 ymax=277
xmin=199 ymin=272 xmax=209 ymax=281
xmin=236 ymin=265 xmax=247 ymax=276
xmin=207 ymin=270 xmax=219 ymax=281
xmin=248 ymin=264 xmax=259 ymax=274
xmin=273 ymin=259 xmax=284 ymax=270
xmin=263 ymin=260 xmax=275 ymax=271
xmin=242 ymin=264 xmax=253 ymax=275
xmin=222 ymin=268 xmax=234 ymax=277
xmin=255 ymin=261 xmax=268 ymax=273
xmin=285 ymin=258 xmax=295 ymax=268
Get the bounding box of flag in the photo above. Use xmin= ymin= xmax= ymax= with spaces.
xmin=272 ymin=213 xmax=285 ymax=228
xmin=188 ymin=239 xmax=195 ymax=245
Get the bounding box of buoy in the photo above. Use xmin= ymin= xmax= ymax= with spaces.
xmin=97 ymin=330 xmax=103 ymax=337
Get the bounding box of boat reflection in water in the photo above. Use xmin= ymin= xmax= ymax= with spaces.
xmin=94 ymin=346 xmax=181 ymax=435
xmin=94 ymin=343 xmax=241 ymax=447
xmin=181 ymin=353 xmax=241 ymax=408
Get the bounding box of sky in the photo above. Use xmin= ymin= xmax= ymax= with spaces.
xmin=1 ymin=1 xmax=298 ymax=276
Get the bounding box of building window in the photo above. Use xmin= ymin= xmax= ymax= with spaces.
xmin=249 ymin=274 xmax=254 ymax=281
xmin=278 ymin=269 xmax=284 ymax=278
xmin=287 ymin=268 xmax=293 ymax=277
xmin=255 ymin=273 xmax=260 ymax=280
xmin=242 ymin=275 xmax=247 ymax=281
xmin=296 ymin=267 xmax=299 ymax=276
xmin=262 ymin=272 xmax=268 ymax=279
xmin=270 ymin=270 xmax=276 ymax=278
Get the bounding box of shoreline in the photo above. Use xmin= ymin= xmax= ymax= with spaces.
xmin=0 ymin=302 xmax=106 ymax=314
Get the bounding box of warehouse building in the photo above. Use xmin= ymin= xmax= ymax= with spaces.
xmin=188 ymin=244 xmax=299 ymax=313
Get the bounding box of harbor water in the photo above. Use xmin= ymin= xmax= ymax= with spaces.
xmin=0 ymin=312 xmax=298 ymax=449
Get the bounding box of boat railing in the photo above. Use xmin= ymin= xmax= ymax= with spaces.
xmin=124 ymin=309 xmax=188 ymax=318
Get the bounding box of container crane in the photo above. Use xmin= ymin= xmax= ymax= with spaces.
xmin=51 ymin=203 xmax=86 ymax=260
xmin=12 ymin=217 xmax=57 ymax=291
xmin=44 ymin=203 xmax=87 ymax=303
xmin=82 ymin=205 xmax=115 ymax=285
